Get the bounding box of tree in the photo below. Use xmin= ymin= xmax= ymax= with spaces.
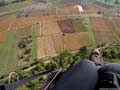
xmin=58 ymin=51 xmax=73 ymax=68
xmin=110 ymin=49 xmax=118 ymax=58
xmin=45 ymin=59 xmax=59 ymax=70
xmin=17 ymin=70 xmax=28 ymax=79
xmin=35 ymin=63 xmax=45 ymax=72
xmin=24 ymin=48 xmax=31 ymax=55
xmin=17 ymin=85 xmax=29 ymax=90
xmin=79 ymin=46 xmax=89 ymax=59
xmin=27 ymin=79 xmax=40 ymax=90
xmin=18 ymin=39 xmax=26 ymax=49
xmin=102 ymin=49 xmax=112 ymax=59
xmin=114 ymin=0 xmax=119 ymax=5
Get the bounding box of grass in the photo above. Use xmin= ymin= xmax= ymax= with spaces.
xmin=97 ymin=0 xmax=120 ymax=6
xmin=72 ymin=18 xmax=87 ymax=32
xmin=0 ymin=29 xmax=16 ymax=76
xmin=31 ymin=24 xmax=38 ymax=61
xmin=5 ymin=1 xmax=28 ymax=11
xmin=51 ymin=1 xmax=61 ymax=7
xmin=0 ymin=0 xmax=14 ymax=3
xmin=82 ymin=16 xmax=96 ymax=46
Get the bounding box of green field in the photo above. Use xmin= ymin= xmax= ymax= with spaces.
xmin=32 ymin=24 xmax=39 ymax=61
xmin=82 ymin=16 xmax=96 ymax=46
xmin=0 ymin=0 xmax=32 ymax=13
xmin=0 ymin=29 xmax=17 ymax=76
xmin=72 ymin=18 xmax=87 ymax=32
xmin=0 ymin=0 xmax=14 ymax=3
xmin=5 ymin=1 xmax=28 ymax=11
xmin=97 ymin=0 xmax=120 ymax=6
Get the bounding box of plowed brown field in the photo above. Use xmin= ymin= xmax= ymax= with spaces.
xmin=0 ymin=21 xmax=13 ymax=31
xmin=0 ymin=30 xmax=8 ymax=43
xmin=0 ymin=21 xmax=13 ymax=42
xmin=13 ymin=16 xmax=67 ymax=27
xmin=15 ymin=25 xmax=32 ymax=39
xmin=37 ymin=36 xmax=57 ymax=59
xmin=113 ymin=17 xmax=120 ymax=30
xmin=41 ymin=21 xmax=62 ymax=36
xmin=90 ymin=17 xmax=116 ymax=44
xmin=90 ymin=17 xmax=109 ymax=32
xmin=57 ymin=19 xmax=74 ymax=33
xmin=64 ymin=32 xmax=91 ymax=51
xmin=52 ymin=34 xmax=62 ymax=53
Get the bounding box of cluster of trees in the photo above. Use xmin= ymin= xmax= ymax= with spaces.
xmin=1 ymin=41 xmax=120 ymax=89
xmin=8 ymin=51 xmax=81 ymax=90
xmin=17 ymin=35 xmax=32 ymax=62
xmin=0 ymin=0 xmax=26 ymax=7
xmin=77 ymin=42 xmax=120 ymax=63
xmin=102 ymin=48 xmax=120 ymax=59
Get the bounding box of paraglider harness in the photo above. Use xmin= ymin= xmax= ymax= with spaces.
xmin=98 ymin=66 xmax=120 ymax=90
xmin=42 ymin=64 xmax=120 ymax=90
xmin=41 ymin=69 xmax=65 ymax=90
xmin=98 ymin=71 xmax=120 ymax=89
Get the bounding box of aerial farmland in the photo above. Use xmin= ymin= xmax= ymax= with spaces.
xmin=0 ymin=0 xmax=120 ymax=89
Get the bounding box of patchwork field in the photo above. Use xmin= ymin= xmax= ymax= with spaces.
xmin=12 ymin=16 xmax=67 ymax=27
xmin=0 ymin=15 xmax=119 ymax=76
xmin=37 ymin=17 xmax=92 ymax=58
xmin=0 ymin=24 xmax=37 ymax=76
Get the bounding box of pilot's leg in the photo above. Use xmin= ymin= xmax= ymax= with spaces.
xmin=53 ymin=60 xmax=98 ymax=90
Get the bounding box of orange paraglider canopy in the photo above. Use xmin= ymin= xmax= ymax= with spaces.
xmin=74 ymin=5 xmax=83 ymax=14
